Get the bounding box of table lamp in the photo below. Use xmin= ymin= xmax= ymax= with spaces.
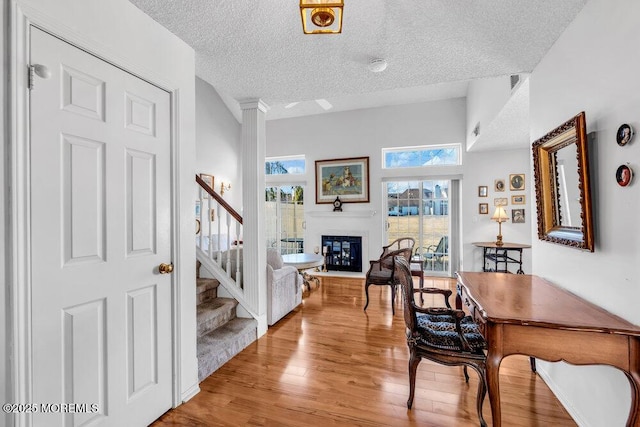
xmin=491 ymin=206 xmax=509 ymax=247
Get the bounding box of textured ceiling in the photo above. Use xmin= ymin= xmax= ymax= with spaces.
xmin=130 ymin=0 xmax=586 ymax=123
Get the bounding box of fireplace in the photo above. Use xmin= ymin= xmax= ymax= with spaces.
xmin=322 ymin=235 xmax=362 ymax=272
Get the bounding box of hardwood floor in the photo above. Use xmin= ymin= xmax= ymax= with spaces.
xmin=152 ymin=276 xmax=576 ymax=426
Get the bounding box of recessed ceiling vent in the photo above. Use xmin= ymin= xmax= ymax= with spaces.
xmin=510 ymin=74 xmax=520 ymax=90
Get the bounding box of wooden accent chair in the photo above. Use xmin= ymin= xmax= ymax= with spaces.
xmin=394 ymin=256 xmax=489 ymax=427
xmin=363 ymin=237 xmax=415 ymax=315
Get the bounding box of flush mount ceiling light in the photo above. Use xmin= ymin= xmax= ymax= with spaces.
xmin=300 ymin=0 xmax=344 ymax=34
xmin=368 ymin=58 xmax=388 ymax=73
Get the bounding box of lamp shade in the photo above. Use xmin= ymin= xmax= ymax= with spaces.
xmin=300 ymin=0 xmax=343 ymax=34
xmin=491 ymin=206 xmax=509 ymax=222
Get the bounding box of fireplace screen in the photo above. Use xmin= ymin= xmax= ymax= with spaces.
xmin=322 ymin=235 xmax=362 ymax=272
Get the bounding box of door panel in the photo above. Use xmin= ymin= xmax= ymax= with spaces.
xmin=30 ymin=27 xmax=172 ymax=426
xmin=266 ymin=185 xmax=305 ymax=254
xmin=386 ymin=180 xmax=451 ymax=276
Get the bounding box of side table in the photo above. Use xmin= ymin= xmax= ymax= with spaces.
xmin=472 ymin=242 xmax=531 ymax=274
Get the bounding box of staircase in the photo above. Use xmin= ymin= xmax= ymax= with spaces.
xmin=196 ymin=274 xmax=257 ymax=382
xmin=195 ymin=175 xmax=259 ymax=382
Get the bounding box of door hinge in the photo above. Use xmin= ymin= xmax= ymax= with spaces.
xmin=27 ymin=65 xmax=35 ymax=90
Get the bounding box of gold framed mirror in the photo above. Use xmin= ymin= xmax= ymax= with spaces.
xmin=532 ymin=111 xmax=594 ymax=251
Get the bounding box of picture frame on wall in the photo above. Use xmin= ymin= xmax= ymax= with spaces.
xmin=199 ymin=173 xmax=215 ymax=199
xmin=494 ymin=197 xmax=508 ymax=206
xmin=510 ymin=173 xmax=525 ymax=191
xmin=511 ymin=195 xmax=526 ymax=205
xmin=478 ymin=186 xmax=488 ymax=197
xmin=617 ymin=123 xmax=634 ymax=146
xmin=479 ymin=203 xmax=489 ymax=214
xmin=315 ymin=156 xmax=370 ymax=204
xmin=494 ymin=179 xmax=505 ymax=192
xmin=512 ymin=208 xmax=525 ymax=223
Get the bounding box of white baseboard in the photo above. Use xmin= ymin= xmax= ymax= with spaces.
xmin=181 ymin=383 xmax=201 ymax=404
xmin=536 ymin=364 xmax=586 ymax=427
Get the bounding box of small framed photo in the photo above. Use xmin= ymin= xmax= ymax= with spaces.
xmin=199 ymin=173 xmax=215 ymax=199
xmin=479 ymin=203 xmax=489 ymax=214
xmin=494 ymin=179 xmax=505 ymax=192
xmin=616 ymin=164 xmax=633 ymax=187
xmin=494 ymin=197 xmax=508 ymax=206
xmin=511 ymin=195 xmax=526 ymax=205
xmin=478 ymin=186 xmax=488 ymax=197
xmin=512 ymin=208 xmax=525 ymax=223
xmin=510 ymin=174 xmax=525 ymax=191
xmin=617 ymin=124 xmax=634 ymax=146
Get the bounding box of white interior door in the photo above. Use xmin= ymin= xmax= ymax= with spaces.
xmin=29 ymin=27 xmax=173 ymax=426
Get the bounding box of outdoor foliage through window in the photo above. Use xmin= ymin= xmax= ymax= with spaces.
xmin=383 ymin=144 xmax=460 ymax=168
xmin=265 ymin=156 xmax=305 ymax=175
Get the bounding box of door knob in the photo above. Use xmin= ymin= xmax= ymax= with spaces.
xmin=159 ymin=263 xmax=174 ymax=274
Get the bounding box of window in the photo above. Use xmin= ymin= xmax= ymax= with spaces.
xmin=265 ymin=155 xmax=305 ymax=175
xmin=265 ymin=185 xmax=305 ymax=254
xmin=382 ymin=144 xmax=461 ymax=168
xmin=386 ymin=180 xmax=451 ymax=275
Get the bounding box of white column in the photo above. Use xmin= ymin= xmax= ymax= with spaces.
xmin=240 ymin=99 xmax=269 ymax=336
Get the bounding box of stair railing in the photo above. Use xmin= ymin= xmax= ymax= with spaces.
xmin=195 ymin=174 xmax=244 ymax=290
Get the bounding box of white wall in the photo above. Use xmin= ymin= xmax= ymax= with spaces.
xmin=466 ymin=75 xmax=515 ymax=150
xmin=530 ymin=1 xmax=640 ymax=425
xmin=1 ymin=1 xmax=8 ymax=424
xmin=266 ymin=99 xmax=467 ymax=266
xmin=195 ymin=77 xmax=242 ymax=210
xmin=6 ymin=0 xmax=199 ymax=407
xmin=461 ymin=148 xmax=532 ymax=273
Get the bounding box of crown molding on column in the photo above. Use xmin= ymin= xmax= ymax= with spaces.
xmin=239 ymin=99 xmax=270 ymax=113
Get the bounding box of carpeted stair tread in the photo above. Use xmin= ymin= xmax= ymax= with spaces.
xmin=197 ymin=317 xmax=257 ymax=381
xmin=197 ymin=297 xmax=237 ymax=337
xmin=196 ymin=278 xmax=220 ymax=304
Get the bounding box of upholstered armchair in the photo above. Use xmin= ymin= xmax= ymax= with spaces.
xmin=267 ymin=248 xmax=303 ymax=326
xmin=395 ymin=256 xmax=488 ymax=427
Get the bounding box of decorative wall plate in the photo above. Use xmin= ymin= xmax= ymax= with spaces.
xmin=617 ymin=124 xmax=634 ymax=146
xmin=616 ymin=164 xmax=633 ymax=187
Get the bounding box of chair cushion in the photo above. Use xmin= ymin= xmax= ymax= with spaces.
xmin=416 ymin=315 xmax=486 ymax=352
xmin=366 ymin=267 xmax=392 ymax=284
xmin=266 ymin=247 xmax=284 ymax=269
xmin=418 ymin=313 xmax=474 ymax=324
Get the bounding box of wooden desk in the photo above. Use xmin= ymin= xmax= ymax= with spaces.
xmin=472 ymin=241 xmax=531 ymax=274
xmin=456 ymin=272 xmax=640 ymax=427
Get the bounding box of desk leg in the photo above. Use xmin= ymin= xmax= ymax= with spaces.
xmin=628 ymin=338 xmax=640 ymax=426
xmin=486 ymin=325 xmax=504 ymax=427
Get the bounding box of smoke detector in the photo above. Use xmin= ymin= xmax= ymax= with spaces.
xmin=368 ymin=58 xmax=388 ymax=73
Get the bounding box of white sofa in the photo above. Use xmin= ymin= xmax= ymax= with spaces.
xmin=267 ymin=248 xmax=303 ymax=326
